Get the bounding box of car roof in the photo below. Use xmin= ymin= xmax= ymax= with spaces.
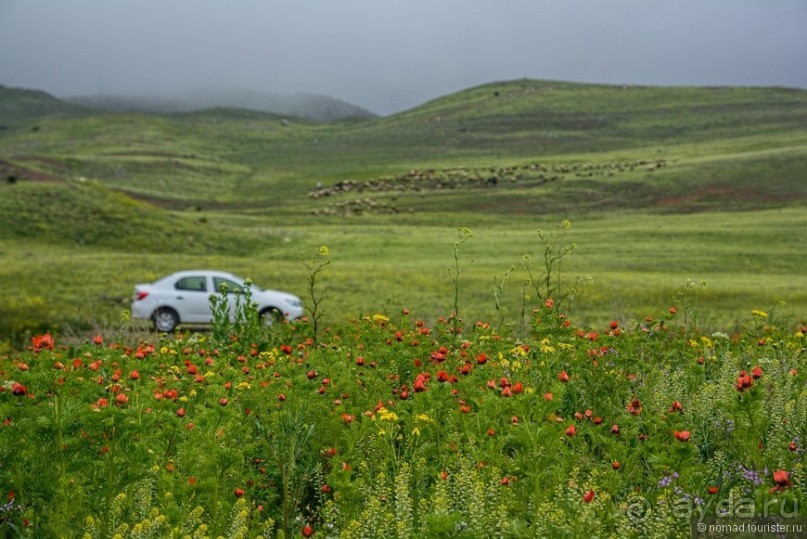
xmin=166 ymin=270 xmax=242 ymax=280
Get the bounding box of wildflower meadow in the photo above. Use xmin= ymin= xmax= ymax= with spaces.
xmin=0 ymin=227 xmax=804 ymax=538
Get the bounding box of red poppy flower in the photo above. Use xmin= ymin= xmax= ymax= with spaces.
xmin=413 ymin=377 xmax=427 ymax=392
xmin=558 ymin=370 xmax=570 ymax=383
xmin=583 ymin=490 xmax=595 ymax=503
xmin=302 ymin=524 xmax=314 ymax=537
xmin=11 ymin=382 xmax=26 ymax=397
xmin=565 ymin=424 xmax=577 ymax=437
xmin=234 ymin=488 xmax=244 ymax=498
xmin=31 ymin=333 xmax=54 ymax=351
xmin=93 ymin=335 xmax=103 ymax=345
xmin=674 ymin=430 xmax=690 ymax=442
xmin=626 ymin=399 xmax=642 ymax=415
xmin=772 ymin=470 xmax=790 ymax=487
xmin=669 ymin=400 xmax=683 ymax=413
xmin=751 ymin=366 xmax=763 ymax=379
xmin=735 ymin=372 xmax=753 ymax=392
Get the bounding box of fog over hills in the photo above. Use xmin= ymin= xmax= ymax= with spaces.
xmin=65 ymin=87 xmax=378 ymax=122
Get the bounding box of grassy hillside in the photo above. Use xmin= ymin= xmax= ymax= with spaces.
xmin=2 ymin=80 xmax=805 ymax=207
xmin=0 ymin=79 xmax=805 ymax=349
xmin=0 ymin=84 xmax=93 ymax=134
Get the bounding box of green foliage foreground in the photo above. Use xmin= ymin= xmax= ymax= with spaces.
xmin=0 ymin=273 xmax=804 ymax=538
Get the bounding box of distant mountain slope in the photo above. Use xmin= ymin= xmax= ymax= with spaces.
xmin=66 ymin=87 xmax=378 ymax=122
xmin=0 ymin=84 xmax=90 ymax=129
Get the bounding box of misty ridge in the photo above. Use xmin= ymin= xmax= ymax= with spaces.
xmin=65 ymin=86 xmax=378 ymax=122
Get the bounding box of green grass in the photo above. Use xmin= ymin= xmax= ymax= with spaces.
xmin=0 ymin=79 xmax=806 ymax=349
xmin=1 ymin=208 xmax=804 ymax=351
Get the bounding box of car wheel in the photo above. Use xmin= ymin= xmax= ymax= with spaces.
xmin=259 ymin=308 xmax=284 ymax=327
xmin=153 ymin=308 xmax=179 ymax=333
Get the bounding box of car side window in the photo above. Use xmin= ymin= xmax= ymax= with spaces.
xmin=213 ymin=278 xmax=243 ymax=294
xmin=175 ymin=276 xmax=207 ymax=292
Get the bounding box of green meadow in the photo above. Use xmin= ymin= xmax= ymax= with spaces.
xmin=0 ymin=80 xmax=806 ymax=539
xmin=1 ymin=79 xmax=806 ymax=349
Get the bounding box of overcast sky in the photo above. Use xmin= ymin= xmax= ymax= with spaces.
xmin=1 ymin=1 xmax=805 ymax=115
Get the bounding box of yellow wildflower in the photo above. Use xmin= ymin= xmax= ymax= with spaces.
xmin=377 ymin=407 xmax=398 ymax=422
xmin=510 ymin=345 xmax=527 ymax=358
xmin=372 ymin=314 xmax=390 ymax=324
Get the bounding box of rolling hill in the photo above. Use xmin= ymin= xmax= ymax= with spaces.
xmin=1 ymin=79 xmax=805 ymax=215
xmin=65 ymin=86 xmax=378 ymax=122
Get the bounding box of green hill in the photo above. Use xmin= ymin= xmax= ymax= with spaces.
xmin=0 ymin=83 xmax=91 ymax=131
xmin=0 ymin=177 xmax=264 ymax=254
xmin=1 ymin=79 xmax=805 ymax=212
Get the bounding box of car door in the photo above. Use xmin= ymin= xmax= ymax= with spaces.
xmin=173 ymin=275 xmax=211 ymax=323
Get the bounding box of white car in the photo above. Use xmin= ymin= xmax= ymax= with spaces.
xmin=131 ymin=270 xmax=304 ymax=332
